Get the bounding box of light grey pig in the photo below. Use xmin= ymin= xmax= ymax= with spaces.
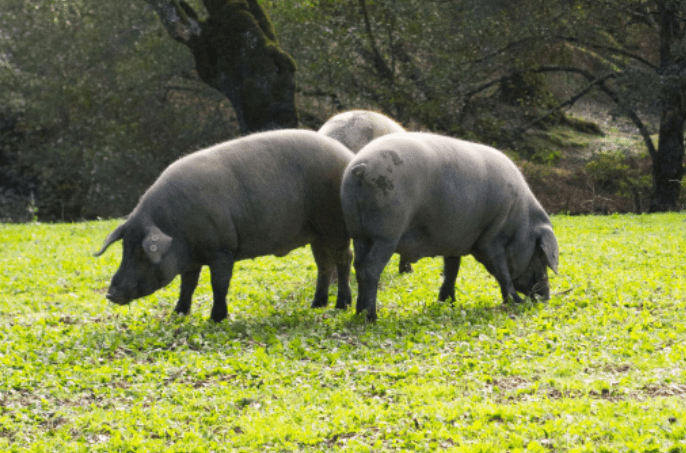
xmin=95 ymin=130 xmax=354 ymax=322
xmin=318 ymin=109 xmax=413 ymax=273
xmin=340 ymin=132 xmax=559 ymax=321
xmin=318 ymin=110 xmax=405 ymax=153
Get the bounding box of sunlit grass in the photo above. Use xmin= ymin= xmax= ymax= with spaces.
xmin=1 ymin=213 xmax=685 ymax=452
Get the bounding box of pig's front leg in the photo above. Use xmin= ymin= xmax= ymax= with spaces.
xmin=174 ymin=265 xmax=202 ymax=316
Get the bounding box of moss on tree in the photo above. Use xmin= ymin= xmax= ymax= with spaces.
xmin=150 ymin=0 xmax=298 ymax=134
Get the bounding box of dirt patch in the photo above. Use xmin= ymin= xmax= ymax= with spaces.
xmin=642 ymin=383 xmax=686 ymax=398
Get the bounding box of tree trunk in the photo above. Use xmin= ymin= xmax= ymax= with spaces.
xmin=651 ymin=82 xmax=686 ymax=211
xmin=650 ymin=0 xmax=686 ymax=212
xmin=145 ymin=0 xmax=297 ymax=134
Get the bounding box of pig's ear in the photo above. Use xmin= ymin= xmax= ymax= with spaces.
xmin=538 ymin=226 xmax=559 ymax=274
xmin=142 ymin=226 xmax=173 ymax=264
xmin=94 ymin=223 xmax=125 ymax=257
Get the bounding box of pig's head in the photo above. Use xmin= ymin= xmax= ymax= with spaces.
xmin=94 ymin=221 xmax=184 ymax=305
xmin=512 ymin=226 xmax=559 ymax=301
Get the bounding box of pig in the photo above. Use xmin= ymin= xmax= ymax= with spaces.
xmin=340 ymin=132 xmax=559 ymax=321
xmin=317 ymin=110 xmax=405 ymax=153
xmin=95 ymin=130 xmax=355 ymax=322
xmin=318 ymin=109 xmax=413 ymax=273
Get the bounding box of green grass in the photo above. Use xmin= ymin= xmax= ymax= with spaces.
xmin=1 ymin=214 xmax=686 ymax=452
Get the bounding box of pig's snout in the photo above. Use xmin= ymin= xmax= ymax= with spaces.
xmin=530 ymin=279 xmax=550 ymax=302
xmin=105 ymin=289 xmax=132 ymax=305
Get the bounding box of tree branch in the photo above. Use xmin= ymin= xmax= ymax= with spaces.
xmin=514 ymin=72 xmax=617 ymax=135
xmin=457 ymin=75 xmax=509 ymax=125
xmin=462 ymin=37 xmax=539 ymax=66
xmin=358 ymin=0 xmax=393 ymax=81
xmin=143 ymin=0 xmax=202 ymax=45
xmin=245 ymin=0 xmax=279 ymax=42
xmin=535 ymin=65 xmax=657 ymax=158
xmin=556 ymin=35 xmax=658 ymax=70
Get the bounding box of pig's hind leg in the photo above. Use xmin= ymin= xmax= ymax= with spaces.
xmin=334 ymin=246 xmax=352 ymax=309
xmin=438 ymin=256 xmax=461 ymax=302
xmin=310 ymin=238 xmax=352 ymax=309
xmin=354 ymin=238 xmax=397 ymax=322
xmin=208 ymin=253 xmax=236 ymax=322
xmin=398 ymin=257 xmax=413 ymax=274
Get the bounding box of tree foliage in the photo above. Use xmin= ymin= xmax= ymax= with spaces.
xmin=269 ymin=0 xmax=685 ymax=211
xmin=1 ymin=0 xmax=684 ymax=220
xmin=0 ymin=0 xmax=237 ymax=220
xmin=528 ymin=0 xmax=686 ymax=211
xmin=268 ymin=0 xmax=571 ymax=137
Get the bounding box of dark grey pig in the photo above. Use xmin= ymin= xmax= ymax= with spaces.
xmin=318 ymin=109 xmax=413 ymax=273
xmin=340 ymin=132 xmax=559 ymax=321
xmin=95 ymin=130 xmax=354 ymax=322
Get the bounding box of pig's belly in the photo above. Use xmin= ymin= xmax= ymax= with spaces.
xmin=235 ymin=225 xmax=317 ymax=260
xmin=395 ymin=227 xmax=474 ymax=263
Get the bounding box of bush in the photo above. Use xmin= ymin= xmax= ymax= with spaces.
xmin=531 ymin=149 xmax=563 ymax=166
xmin=585 ymin=150 xmax=652 ymax=212
xmin=0 ymin=1 xmax=239 ymax=221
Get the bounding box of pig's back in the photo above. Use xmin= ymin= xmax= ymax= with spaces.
xmin=140 ymin=130 xmax=354 ymax=259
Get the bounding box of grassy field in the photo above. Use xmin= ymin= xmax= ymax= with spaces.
xmin=1 ymin=213 xmax=685 ymax=452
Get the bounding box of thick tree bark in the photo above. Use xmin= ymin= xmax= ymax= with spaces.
xmin=652 ymin=79 xmax=686 ymax=211
xmin=145 ymin=0 xmax=297 ymax=134
xmin=650 ymin=0 xmax=686 ymax=212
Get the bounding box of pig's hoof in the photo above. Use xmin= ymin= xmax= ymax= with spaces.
xmin=210 ymin=307 xmax=227 ymax=323
xmin=311 ymin=296 xmax=329 ymax=308
xmin=335 ymin=296 xmax=351 ymax=310
xmin=398 ymin=262 xmax=413 ymax=274
xmin=504 ymin=294 xmax=524 ymax=304
xmin=356 ymin=306 xmax=377 ymax=322
xmin=174 ymin=304 xmax=190 ymax=316
xmin=438 ymin=289 xmax=455 ymax=303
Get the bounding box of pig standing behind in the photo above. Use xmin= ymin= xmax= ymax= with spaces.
xmin=95 ymin=130 xmax=354 ymax=322
xmin=318 ymin=109 xmax=412 ymax=273
xmin=318 ymin=110 xmax=405 ymax=153
xmin=340 ymin=132 xmax=559 ymax=321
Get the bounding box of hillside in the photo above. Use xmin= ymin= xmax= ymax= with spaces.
xmin=517 ymin=102 xmax=661 ymax=215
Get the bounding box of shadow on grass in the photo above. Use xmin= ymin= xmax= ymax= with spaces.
xmin=80 ymin=284 xmax=548 ymax=358
xmin=78 ymin=248 xmax=558 ymax=356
